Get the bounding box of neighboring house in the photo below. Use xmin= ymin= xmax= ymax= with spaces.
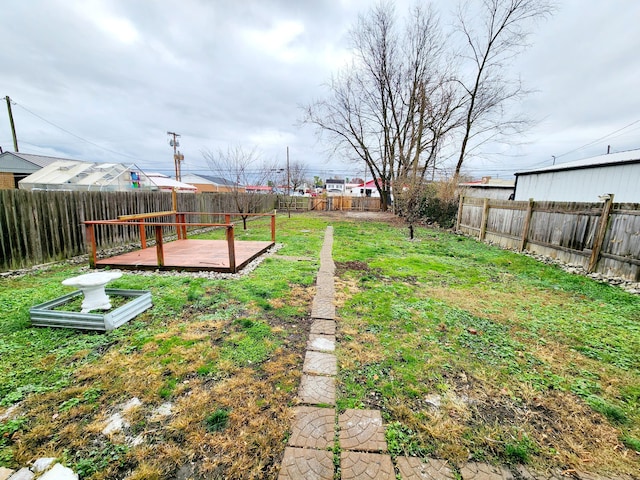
xmin=0 ymin=152 xmax=59 ymax=189
xmin=514 ymin=149 xmax=640 ymax=202
xmin=325 ymin=178 xmax=345 ymax=195
xmin=347 ymin=179 xmax=381 ymax=198
xmin=458 ymin=176 xmax=515 ymax=200
xmin=19 ymin=160 xmax=161 ymax=192
xmin=181 ymin=173 xmax=237 ymax=193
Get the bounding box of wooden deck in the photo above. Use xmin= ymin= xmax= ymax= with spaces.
xmin=95 ymin=239 xmax=274 ymax=273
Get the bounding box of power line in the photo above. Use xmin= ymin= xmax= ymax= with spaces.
xmin=12 ymin=99 xmax=144 ymax=162
xmin=554 ymin=119 xmax=640 ymax=160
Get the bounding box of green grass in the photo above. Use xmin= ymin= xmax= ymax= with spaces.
xmin=0 ymin=213 xmax=328 ymax=478
xmin=333 ymin=218 xmax=640 ymax=473
xmin=1 ymin=212 xmax=638 ymax=477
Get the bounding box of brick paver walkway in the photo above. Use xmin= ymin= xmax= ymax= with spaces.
xmin=278 ymin=226 xmax=615 ymax=480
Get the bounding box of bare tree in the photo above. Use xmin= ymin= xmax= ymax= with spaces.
xmin=453 ymin=0 xmax=553 ymax=178
xmin=202 ymin=146 xmax=276 ymax=230
xmin=304 ymin=2 xmax=458 ymax=210
xmin=288 ymin=161 xmax=309 ymax=194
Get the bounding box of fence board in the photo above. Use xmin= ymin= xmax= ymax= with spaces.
xmin=458 ymin=196 xmax=640 ymax=281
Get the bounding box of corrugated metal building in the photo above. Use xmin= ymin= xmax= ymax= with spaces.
xmin=0 ymin=152 xmax=58 ymax=189
xmin=514 ymin=149 xmax=640 ymax=202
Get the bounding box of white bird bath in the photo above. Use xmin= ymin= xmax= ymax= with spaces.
xmin=62 ymin=271 xmax=123 ymax=313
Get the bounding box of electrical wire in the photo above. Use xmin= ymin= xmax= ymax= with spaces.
xmin=12 ymin=100 xmax=149 ymax=163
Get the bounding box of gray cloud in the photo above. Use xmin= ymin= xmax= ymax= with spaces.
xmin=1 ymin=0 xmax=638 ymax=180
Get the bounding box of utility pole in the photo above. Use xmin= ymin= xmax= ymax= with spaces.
xmin=167 ymin=131 xmax=183 ymax=181
xmin=5 ymin=96 xmax=19 ymax=152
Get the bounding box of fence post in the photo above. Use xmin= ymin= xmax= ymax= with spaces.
xmin=271 ymin=211 xmax=276 ymax=242
xmin=479 ymin=198 xmax=490 ymax=240
xmin=226 ymin=225 xmax=236 ymax=273
xmin=519 ymin=198 xmax=534 ymax=252
xmin=155 ymin=226 xmax=165 ymax=267
xmin=588 ymin=194 xmax=614 ymax=273
xmin=456 ymin=196 xmax=464 ymax=231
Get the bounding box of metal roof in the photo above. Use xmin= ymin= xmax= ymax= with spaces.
xmin=7 ymin=152 xmax=75 ymax=168
xmin=515 ymin=148 xmax=640 ymax=176
xmin=181 ymin=173 xmax=236 ymax=186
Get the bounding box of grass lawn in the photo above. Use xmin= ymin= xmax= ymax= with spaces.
xmin=0 ymin=214 xmax=328 ymax=479
xmin=0 ymin=212 xmax=638 ymax=478
xmin=332 ymin=215 xmax=640 ymax=476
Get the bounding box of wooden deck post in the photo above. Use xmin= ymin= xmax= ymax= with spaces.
xmin=271 ymin=211 xmax=276 ymax=242
xmin=139 ymin=221 xmax=147 ymax=249
xmin=86 ymin=224 xmax=97 ymax=268
xmin=226 ymin=225 xmax=236 ymax=273
xmin=175 ymin=213 xmax=182 ymax=240
xmin=456 ymin=196 xmax=464 ymax=231
xmin=181 ymin=214 xmax=187 ymax=239
xmin=225 ymin=214 xmax=231 ymax=225
xmin=519 ymin=198 xmax=534 ymax=252
xmin=588 ymin=194 xmax=614 ymax=273
xmin=479 ymin=198 xmax=490 ymax=240
xmin=155 ymin=226 xmax=165 ymax=267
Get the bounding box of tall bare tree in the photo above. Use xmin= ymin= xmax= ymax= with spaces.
xmin=202 ymin=146 xmax=276 ymax=229
xmin=453 ymin=0 xmax=553 ymax=178
xmin=305 ymin=2 xmax=458 ymax=210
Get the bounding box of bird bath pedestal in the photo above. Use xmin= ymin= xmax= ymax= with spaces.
xmin=62 ymin=271 xmax=123 ymax=313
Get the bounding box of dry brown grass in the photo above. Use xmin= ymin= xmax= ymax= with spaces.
xmin=9 ymin=284 xmax=311 ymax=479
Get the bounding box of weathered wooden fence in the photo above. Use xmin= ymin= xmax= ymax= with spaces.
xmin=312 ymin=196 xmax=381 ymax=211
xmin=456 ymin=196 xmax=640 ymax=281
xmin=0 ymin=190 xmax=276 ymax=271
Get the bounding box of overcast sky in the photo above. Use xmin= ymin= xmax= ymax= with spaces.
xmin=1 ymin=0 xmax=639 ymax=182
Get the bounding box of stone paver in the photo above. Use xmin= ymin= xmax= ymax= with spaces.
xmin=278 ymin=447 xmax=334 ymax=480
xmin=298 ymin=374 xmax=336 ymax=405
xmin=303 ymin=351 xmax=337 ymax=376
xmin=308 ymin=334 xmax=335 ymax=352
xmin=339 ymin=409 xmax=387 ymax=452
xmin=0 ymin=468 xmax=14 ymax=480
xmin=512 ymin=466 xmax=565 ymax=480
xmin=310 ymin=320 xmax=336 ymax=335
xmin=8 ymin=468 xmax=34 ymax=480
xmin=311 ymin=298 xmax=336 ymax=320
xmin=341 ymin=451 xmax=395 ymax=480
xmin=39 ymin=463 xmax=78 ymax=480
xmin=32 ymin=458 xmax=56 ymax=473
xmin=460 ymin=462 xmax=513 ymax=480
xmin=396 ymin=456 xmax=455 ymax=480
xmin=288 ymin=407 xmax=336 ymax=449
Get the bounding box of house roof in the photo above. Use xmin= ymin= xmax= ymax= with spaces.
xmin=0 ymin=151 xmax=61 ymax=174
xmin=6 ymin=152 xmax=64 ymax=168
xmin=326 ymin=178 xmax=345 ymax=184
xmin=181 ymin=173 xmax=236 ymax=186
xmin=459 ymin=178 xmax=515 ymax=188
xmin=515 ymin=148 xmax=640 ymax=176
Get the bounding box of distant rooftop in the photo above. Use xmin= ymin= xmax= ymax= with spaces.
xmin=515 ymin=148 xmax=640 ymax=176
xmin=3 ymin=152 xmax=69 ymax=168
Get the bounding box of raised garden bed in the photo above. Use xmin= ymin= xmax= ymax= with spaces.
xmin=30 ymin=289 xmax=152 ymax=331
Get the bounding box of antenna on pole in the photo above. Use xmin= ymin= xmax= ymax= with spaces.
xmin=167 ymin=131 xmax=183 ymax=181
